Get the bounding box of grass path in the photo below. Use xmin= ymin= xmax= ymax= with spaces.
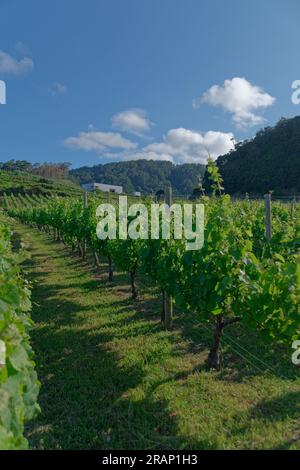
xmin=14 ymin=223 xmax=300 ymax=450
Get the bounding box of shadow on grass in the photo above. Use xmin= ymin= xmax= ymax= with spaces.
xmin=248 ymin=390 xmax=300 ymax=423
xmin=27 ymin=325 xmax=180 ymax=449
xmin=22 ymin=232 xmax=183 ymax=450
xmin=228 ymin=390 xmax=300 ymax=450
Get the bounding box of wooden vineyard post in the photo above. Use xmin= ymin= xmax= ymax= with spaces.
xmin=163 ymin=185 xmax=173 ymax=330
xmin=82 ymin=191 xmax=88 ymax=259
xmin=265 ymin=192 xmax=272 ymax=242
xmin=164 ymin=293 xmax=173 ymax=330
xmin=161 ymin=290 xmax=166 ymax=323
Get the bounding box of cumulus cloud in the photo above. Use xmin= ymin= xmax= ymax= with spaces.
xmin=194 ymin=77 xmax=275 ymax=128
xmin=64 ymin=130 xmax=137 ymax=152
xmin=143 ymin=128 xmax=235 ymax=164
xmin=48 ymin=82 xmax=67 ymax=96
xmin=111 ymin=108 xmax=153 ymax=136
xmin=0 ymin=49 xmax=34 ymax=75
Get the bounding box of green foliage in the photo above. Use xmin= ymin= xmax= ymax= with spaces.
xmin=206 ymin=157 xmax=224 ymax=195
xmin=6 ymin=192 xmax=300 ymax=369
xmin=140 ymin=195 xmax=299 ymax=349
xmin=0 ymin=160 xmax=32 ymax=173
xmin=0 ymin=214 xmax=40 ymax=449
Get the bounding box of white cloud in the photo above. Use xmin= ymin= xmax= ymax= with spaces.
xmin=48 ymin=82 xmax=67 ymax=96
xmin=194 ymin=77 xmax=275 ymax=128
xmin=111 ymin=108 xmax=153 ymax=135
xmin=201 ymin=131 xmax=235 ymax=158
xmin=0 ymin=49 xmax=34 ymax=75
xmin=144 ymin=128 xmax=235 ymax=164
xmin=64 ymin=130 xmax=137 ymax=152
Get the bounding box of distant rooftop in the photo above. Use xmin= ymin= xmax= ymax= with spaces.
xmin=81 ymin=182 xmax=123 ymax=193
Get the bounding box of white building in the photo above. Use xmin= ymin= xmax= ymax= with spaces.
xmin=82 ymin=182 xmax=123 ymax=194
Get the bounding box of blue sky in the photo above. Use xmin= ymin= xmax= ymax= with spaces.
xmin=0 ymin=0 xmax=300 ymax=168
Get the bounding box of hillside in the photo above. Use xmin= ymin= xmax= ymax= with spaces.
xmin=70 ymin=160 xmax=205 ymax=195
xmin=0 ymin=170 xmax=82 ymax=198
xmin=209 ymin=116 xmax=300 ymax=195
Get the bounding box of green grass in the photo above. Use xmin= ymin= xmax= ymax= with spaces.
xmin=12 ymin=223 xmax=300 ymax=450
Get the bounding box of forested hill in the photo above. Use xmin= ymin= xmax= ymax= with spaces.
xmin=70 ymin=160 xmax=205 ymax=195
xmin=212 ymin=116 xmax=300 ymax=195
